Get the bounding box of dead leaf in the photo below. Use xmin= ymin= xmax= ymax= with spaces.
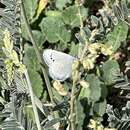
xmin=53 ymin=81 xmax=67 ymax=96
xmin=36 ymin=0 xmax=48 ymax=17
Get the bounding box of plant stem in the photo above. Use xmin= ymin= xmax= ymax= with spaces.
xmin=76 ymin=2 xmax=89 ymax=60
xmin=80 ymin=41 xmax=89 ymax=60
xmin=70 ymin=82 xmax=76 ymax=130
xmin=21 ymin=0 xmax=54 ymax=103
xmin=24 ymin=69 xmax=42 ymax=130
xmin=77 ymin=3 xmax=83 ymax=58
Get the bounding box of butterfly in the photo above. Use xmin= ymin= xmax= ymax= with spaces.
xmin=43 ymin=49 xmax=76 ymax=81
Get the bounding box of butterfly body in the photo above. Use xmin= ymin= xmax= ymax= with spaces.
xmin=43 ymin=49 xmax=76 ymax=81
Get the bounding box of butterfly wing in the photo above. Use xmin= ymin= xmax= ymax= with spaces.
xmin=49 ymin=61 xmax=73 ymax=81
xmin=43 ymin=49 xmax=76 ymax=81
xmin=43 ymin=49 xmax=76 ymax=66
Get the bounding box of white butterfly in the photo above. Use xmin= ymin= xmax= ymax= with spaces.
xmin=43 ymin=49 xmax=76 ymax=81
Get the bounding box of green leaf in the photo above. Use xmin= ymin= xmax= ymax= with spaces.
xmin=56 ymin=40 xmax=68 ymax=51
xmin=102 ymin=60 xmax=120 ymax=85
xmin=106 ymin=22 xmax=128 ymax=52
xmin=23 ymin=44 xmax=40 ymax=71
xmin=23 ymin=0 xmax=38 ymax=22
xmin=40 ymin=17 xmax=71 ymax=43
xmin=100 ymin=84 xmax=108 ymax=99
xmin=28 ymin=70 xmax=43 ymax=97
xmin=62 ymin=5 xmax=88 ymax=28
xmin=79 ymin=74 xmax=101 ymax=102
xmin=79 ymin=85 xmax=91 ymax=100
xmin=23 ymin=45 xmax=43 ymax=97
xmin=46 ymin=11 xmax=62 ymax=17
xmin=93 ymin=100 xmax=107 ymax=116
xmin=32 ymin=30 xmax=46 ymax=48
xmin=56 ymin=0 xmax=72 ymax=10
xmin=76 ymin=100 xmax=85 ymax=130
xmin=21 ymin=23 xmax=46 ymax=48
xmin=69 ymin=42 xmax=79 ymax=56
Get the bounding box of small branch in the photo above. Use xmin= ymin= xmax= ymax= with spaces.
xmin=80 ymin=42 xmax=89 ymax=61
xmin=77 ymin=3 xmax=83 ymax=58
xmin=21 ymin=0 xmax=54 ymax=103
xmin=77 ymin=4 xmax=89 ymax=60
xmin=77 ymin=5 xmax=83 ymax=30
xmin=70 ymin=82 xmax=76 ymax=130
xmin=76 ymin=2 xmax=88 ymax=59
xmin=69 ymin=3 xmax=86 ymax=129
xmin=24 ymin=69 xmax=42 ymax=130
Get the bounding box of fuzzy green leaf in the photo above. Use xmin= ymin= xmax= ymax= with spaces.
xmin=102 ymin=60 xmax=120 ymax=85
xmin=56 ymin=0 xmax=72 ymax=10
xmin=23 ymin=45 xmax=43 ymax=97
xmin=106 ymin=22 xmax=128 ymax=52
xmin=28 ymin=70 xmax=43 ymax=98
xmin=23 ymin=0 xmax=38 ymax=22
xmin=94 ymin=99 xmax=107 ymax=116
xmin=76 ymin=100 xmax=86 ymax=130
xmin=32 ymin=30 xmax=46 ymax=48
xmin=40 ymin=17 xmax=71 ymax=43
xmin=62 ymin=5 xmax=88 ymax=28
xmin=79 ymin=74 xmax=101 ymax=102
xmin=23 ymin=44 xmax=40 ymax=71
xmin=45 ymin=11 xmax=62 ymax=17
xmin=69 ymin=42 xmax=79 ymax=56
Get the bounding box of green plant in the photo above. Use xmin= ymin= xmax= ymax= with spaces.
xmin=0 ymin=0 xmax=130 ymax=130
